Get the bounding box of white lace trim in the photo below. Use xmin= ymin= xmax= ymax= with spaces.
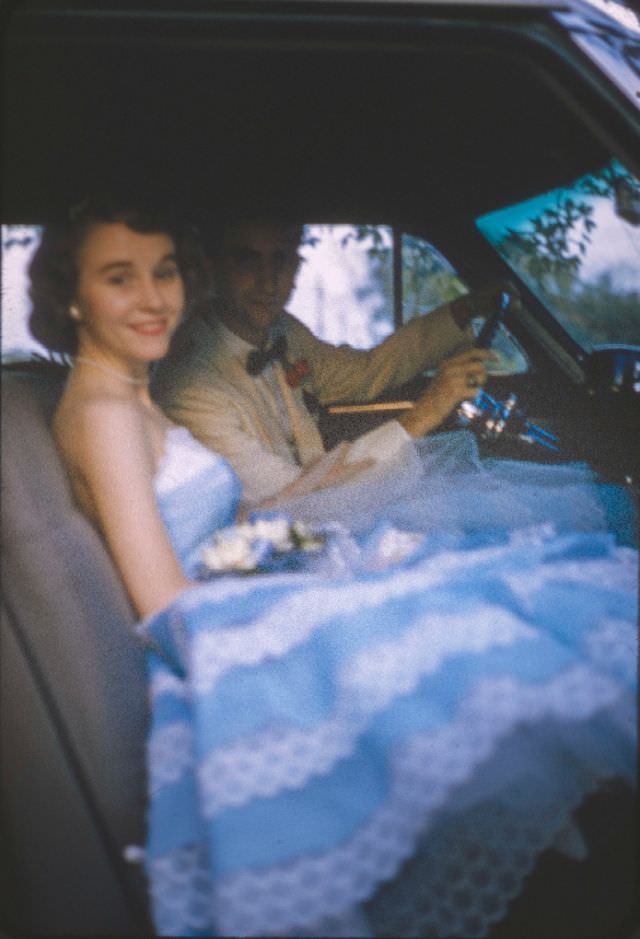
xmin=148 ymin=840 xmax=374 ymax=937
xmin=361 ymin=792 xmax=596 ymax=939
xmin=150 ymin=670 xmax=189 ymax=701
xmin=147 ymin=665 xmax=624 ymax=937
xmin=194 ymin=607 xmax=532 ymax=814
xmin=343 ymin=606 xmax=530 ymax=701
xmin=585 ymin=616 xmax=638 ymax=685
xmin=211 ymin=667 xmax=621 ymax=936
xmin=148 ymin=843 xmax=215 ymax=935
xmin=182 ymin=540 xmax=536 ymax=694
xmin=148 ymin=721 xmax=194 ymax=796
xmin=166 ymin=539 xmax=636 ymax=697
xmin=501 ymin=546 xmax=638 ymax=604
xmin=144 ymin=536 xmax=636 ymax=872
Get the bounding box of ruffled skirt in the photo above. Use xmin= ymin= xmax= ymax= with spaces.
xmin=139 ymin=497 xmax=636 ymax=935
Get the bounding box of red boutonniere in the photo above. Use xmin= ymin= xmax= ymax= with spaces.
xmin=285 ymin=358 xmax=310 ymax=388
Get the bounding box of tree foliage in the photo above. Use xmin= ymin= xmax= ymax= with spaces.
xmin=496 ymin=163 xmax=638 ymax=292
xmin=334 ymin=224 xmax=467 ymax=319
xmin=494 ymin=162 xmax=640 ymax=347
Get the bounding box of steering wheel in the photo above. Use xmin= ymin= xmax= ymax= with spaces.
xmin=456 ymin=292 xmax=560 ymax=453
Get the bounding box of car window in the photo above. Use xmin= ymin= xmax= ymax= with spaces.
xmin=290 ymin=224 xmax=529 ymax=374
xmin=400 ymin=233 xmax=467 ymax=320
xmin=289 ymin=225 xmax=395 ymax=350
xmin=291 ymin=225 xmax=469 ymax=349
xmin=1 ymin=226 xmax=46 ymax=361
xmin=554 ymin=6 xmax=640 ymax=110
xmin=476 ymin=158 xmax=640 ymax=352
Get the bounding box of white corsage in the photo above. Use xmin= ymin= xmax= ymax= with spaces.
xmin=198 ymin=514 xmax=325 ymax=576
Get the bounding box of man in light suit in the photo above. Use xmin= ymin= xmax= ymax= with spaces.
xmin=153 ymin=219 xmax=498 ymax=505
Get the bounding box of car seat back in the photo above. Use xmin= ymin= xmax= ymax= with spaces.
xmin=1 ymin=365 xmax=151 ymax=935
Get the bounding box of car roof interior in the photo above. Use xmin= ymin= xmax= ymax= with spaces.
xmin=3 ymin=1 xmax=629 ymax=268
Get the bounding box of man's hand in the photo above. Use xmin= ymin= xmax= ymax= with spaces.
xmin=258 ymin=442 xmax=374 ymax=508
xmin=399 ymin=348 xmax=497 ymax=439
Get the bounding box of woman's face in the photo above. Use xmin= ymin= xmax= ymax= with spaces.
xmin=73 ymin=221 xmax=185 ymax=365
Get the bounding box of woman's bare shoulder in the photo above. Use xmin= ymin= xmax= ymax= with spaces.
xmin=54 ymin=387 xmax=153 ymax=467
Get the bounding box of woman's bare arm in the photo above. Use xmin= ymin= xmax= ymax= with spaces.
xmin=70 ymin=399 xmax=193 ymax=618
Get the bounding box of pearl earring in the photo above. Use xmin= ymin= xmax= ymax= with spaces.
xmin=69 ymin=305 xmax=81 ymax=321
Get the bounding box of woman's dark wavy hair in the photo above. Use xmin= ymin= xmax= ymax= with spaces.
xmin=28 ymin=194 xmax=208 ymax=356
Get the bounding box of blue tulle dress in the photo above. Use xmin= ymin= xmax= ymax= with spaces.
xmin=138 ymin=426 xmax=637 ymax=938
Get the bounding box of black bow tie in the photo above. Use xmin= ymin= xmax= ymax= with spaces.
xmin=246 ymin=334 xmax=288 ymax=375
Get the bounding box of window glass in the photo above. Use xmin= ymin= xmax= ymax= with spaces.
xmin=289 ymin=224 xmax=394 ymax=349
xmin=290 ymin=226 xmax=472 ymax=350
xmin=401 ymin=233 xmax=467 ymax=320
xmin=402 ymin=232 xmax=528 ymax=375
xmin=476 ymin=158 xmax=640 ymax=351
xmin=557 ymin=7 xmax=640 ymax=111
xmin=1 ymin=226 xmax=45 ymax=361
xmin=570 ymin=31 xmax=640 ymax=110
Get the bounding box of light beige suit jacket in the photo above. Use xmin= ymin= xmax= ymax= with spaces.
xmin=153 ymin=305 xmax=473 ymax=504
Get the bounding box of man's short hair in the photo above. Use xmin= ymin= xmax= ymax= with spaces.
xmin=197 ymin=218 xmax=304 ymax=260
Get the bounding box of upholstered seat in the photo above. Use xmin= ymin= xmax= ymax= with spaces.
xmin=0 ymin=365 xmax=152 ymax=935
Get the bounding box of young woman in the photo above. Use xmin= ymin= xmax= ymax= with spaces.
xmin=30 ymin=199 xmax=636 ymax=938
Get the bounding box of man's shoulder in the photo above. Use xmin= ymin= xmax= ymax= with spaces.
xmin=175 ymin=314 xmax=223 ymax=355
xmin=281 ymin=310 xmax=312 ymax=334
xmin=159 ymin=317 xmax=229 ymax=373
xmin=281 ymin=310 xmax=330 ymax=352
xmin=154 ymin=316 xmax=241 ymax=398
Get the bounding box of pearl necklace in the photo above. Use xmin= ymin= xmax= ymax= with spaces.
xmin=74 ymin=356 xmax=149 ymax=386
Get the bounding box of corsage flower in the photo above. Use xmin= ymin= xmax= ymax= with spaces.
xmin=198 ymin=514 xmax=325 ymax=576
xmin=285 ymin=358 xmax=310 ymax=388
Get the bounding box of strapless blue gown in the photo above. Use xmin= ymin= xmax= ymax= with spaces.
xmin=138 ymin=426 xmax=637 ymax=938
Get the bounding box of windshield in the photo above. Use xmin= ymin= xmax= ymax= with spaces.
xmin=476 ymin=158 xmax=640 ymax=352
xmin=554 ymin=4 xmax=640 ymax=110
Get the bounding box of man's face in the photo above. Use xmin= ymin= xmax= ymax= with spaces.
xmin=213 ymin=220 xmax=301 ymax=345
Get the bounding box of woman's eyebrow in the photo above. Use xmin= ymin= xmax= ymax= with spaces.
xmin=96 ymin=260 xmax=134 ymax=275
xmin=96 ymin=253 xmax=178 ymax=275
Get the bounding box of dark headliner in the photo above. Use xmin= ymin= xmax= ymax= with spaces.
xmin=1 ymin=1 xmax=629 ymax=238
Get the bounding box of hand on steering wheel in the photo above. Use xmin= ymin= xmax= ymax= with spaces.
xmin=399 ymin=348 xmax=497 ymax=439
